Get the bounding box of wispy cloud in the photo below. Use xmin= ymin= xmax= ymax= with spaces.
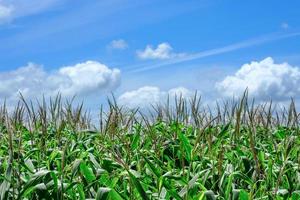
xmin=0 ymin=0 xmax=65 ymax=24
xmin=129 ymin=31 xmax=300 ymax=73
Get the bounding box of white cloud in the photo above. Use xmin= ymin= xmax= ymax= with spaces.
xmin=0 ymin=4 xmax=13 ymax=22
xmin=0 ymin=61 xmax=121 ymax=102
xmin=281 ymin=22 xmax=289 ymax=30
xmin=216 ymin=57 xmax=300 ymax=101
xmin=108 ymin=39 xmax=128 ymax=50
xmin=118 ymin=86 xmax=194 ymax=108
xmin=137 ymin=42 xmax=183 ymax=60
xmin=0 ymin=0 xmax=62 ymax=24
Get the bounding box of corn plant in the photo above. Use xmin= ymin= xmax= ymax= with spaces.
xmin=0 ymin=93 xmax=299 ymax=199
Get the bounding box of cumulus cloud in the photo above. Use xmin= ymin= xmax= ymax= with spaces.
xmin=216 ymin=57 xmax=300 ymax=101
xmin=0 ymin=61 xmax=121 ymax=102
xmin=118 ymin=86 xmax=194 ymax=108
xmin=137 ymin=43 xmax=183 ymax=60
xmin=108 ymin=39 xmax=128 ymax=50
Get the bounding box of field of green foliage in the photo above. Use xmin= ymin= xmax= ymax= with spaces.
xmin=0 ymin=93 xmax=300 ymax=199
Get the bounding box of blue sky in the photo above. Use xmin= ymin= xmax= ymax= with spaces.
xmin=1 ymin=0 xmax=300 ymax=108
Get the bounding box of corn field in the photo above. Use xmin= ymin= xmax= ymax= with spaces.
xmin=0 ymin=92 xmax=300 ymax=199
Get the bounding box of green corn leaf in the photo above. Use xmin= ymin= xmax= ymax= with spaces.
xmin=143 ymin=155 xmax=161 ymax=178
xmin=80 ymin=162 xmax=96 ymax=183
xmin=0 ymin=164 xmax=12 ymax=200
xmin=108 ymin=189 xmax=124 ymax=200
xmin=204 ymin=190 xmax=216 ymax=200
xmin=239 ymin=189 xmax=249 ymax=200
xmin=225 ymin=173 xmax=234 ymax=200
xmin=131 ymin=132 xmax=140 ymax=151
xmin=19 ymin=170 xmax=51 ymax=198
xmin=77 ymin=184 xmax=85 ymax=200
xmin=96 ymin=187 xmax=111 ymax=200
xmin=178 ymin=131 xmax=192 ymax=161
xmin=72 ymin=159 xmax=82 ymax=179
xmin=128 ymin=171 xmax=150 ymax=200
xmin=292 ymin=191 xmax=300 ymax=200
xmin=89 ymin=153 xmax=101 ymax=169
